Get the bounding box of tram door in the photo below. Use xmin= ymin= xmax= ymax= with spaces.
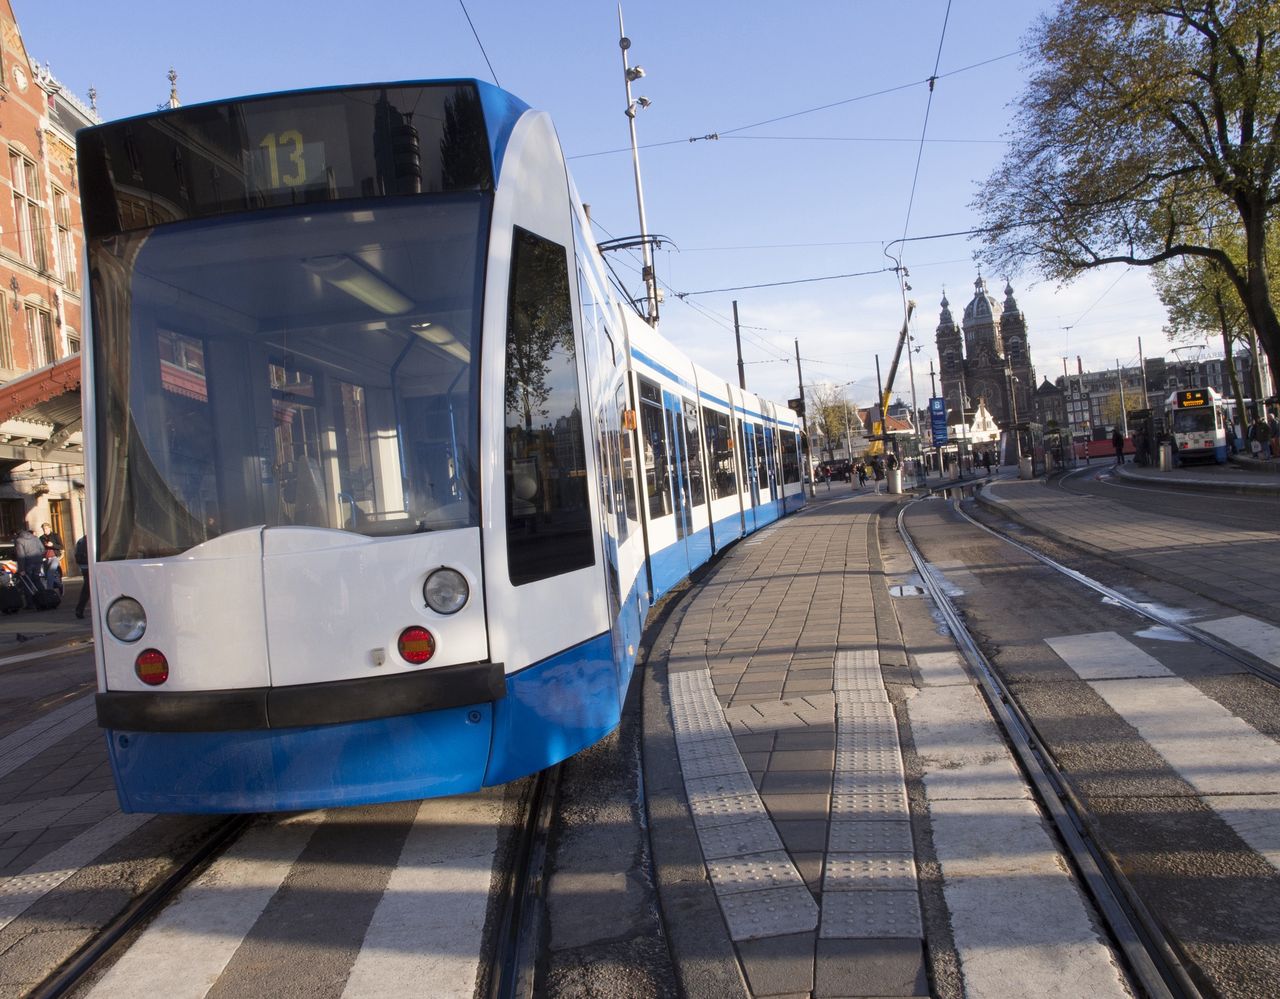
xmin=754 ymin=423 xmax=776 ymax=523
xmin=738 ymin=418 xmax=759 ymax=532
xmin=662 ymin=390 xmax=694 ymax=575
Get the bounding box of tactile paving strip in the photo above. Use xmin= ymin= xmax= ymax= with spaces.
xmin=668 ymin=667 xmax=818 ymax=941
xmin=823 ymin=853 xmax=918 ymax=892
xmin=689 ymin=793 xmax=767 ymax=829
xmin=698 ymin=817 xmax=786 ymax=860
xmin=833 ymin=772 xmax=907 ymax=797
xmin=831 ymin=791 xmax=910 ymax=820
xmin=720 ymin=885 xmax=820 ymax=941
xmin=819 ymin=889 xmax=923 ymax=939
xmin=824 ymin=648 xmax=922 ymax=940
xmin=685 ymin=769 xmax=758 ymax=803
xmin=827 ymin=819 xmax=914 ymax=854
xmin=707 ymin=850 xmax=807 ymax=895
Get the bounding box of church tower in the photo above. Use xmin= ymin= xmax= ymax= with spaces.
xmin=934 ymin=276 xmax=1037 ymax=431
xmin=935 ymin=292 xmax=964 ymax=419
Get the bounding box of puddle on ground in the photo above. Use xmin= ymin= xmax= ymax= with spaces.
xmin=1135 ymin=625 xmax=1192 ymax=642
xmin=1101 ymin=594 xmax=1198 ymax=622
xmin=924 ymin=564 xmax=965 ymax=598
xmin=890 ymin=584 xmax=925 ymax=597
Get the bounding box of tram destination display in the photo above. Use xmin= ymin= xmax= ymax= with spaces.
xmin=79 ymin=83 xmax=495 ymax=240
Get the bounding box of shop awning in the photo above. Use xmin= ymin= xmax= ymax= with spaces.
xmin=0 ymin=356 xmax=84 ymax=466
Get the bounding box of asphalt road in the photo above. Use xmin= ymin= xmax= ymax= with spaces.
xmin=897 ymin=494 xmax=1280 ymax=998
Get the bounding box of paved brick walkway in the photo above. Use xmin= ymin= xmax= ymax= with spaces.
xmin=651 ymin=491 xmax=931 ymax=997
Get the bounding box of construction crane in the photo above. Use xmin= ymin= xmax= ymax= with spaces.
xmin=868 ymin=299 xmax=916 ymax=454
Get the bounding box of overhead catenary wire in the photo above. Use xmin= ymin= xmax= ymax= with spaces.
xmin=566 ymin=47 xmax=1026 ymax=161
xmin=898 ymin=0 xmax=953 ymax=249
xmin=458 ymin=0 xmax=500 ymax=87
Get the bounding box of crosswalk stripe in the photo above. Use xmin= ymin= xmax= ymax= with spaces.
xmin=1196 ymin=615 xmax=1280 ymax=668
xmin=342 ymin=792 xmax=504 ymax=999
xmin=906 ymin=649 xmax=1130 ymax=998
xmin=1048 ymin=630 xmax=1280 ymax=871
xmin=86 ymin=813 xmax=325 ymax=998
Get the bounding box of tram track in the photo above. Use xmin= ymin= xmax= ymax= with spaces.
xmin=16 ymin=764 xmax=559 ymax=999
xmin=897 ymin=498 xmax=1210 ymax=999
xmin=27 ymin=815 xmax=253 ymax=999
xmin=488 ymin=765 xmax=561 ymax=999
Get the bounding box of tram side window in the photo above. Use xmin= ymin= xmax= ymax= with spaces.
xmin=754 ymin=425 xmax=769 ymax=489
xmin=683 ymin=400 xmax=706 ymax=507
xmin=737 ymin=419 xmax=756 ymax=504
xmin=780 ymin=430 xmax=800 ymax=483
xmin=616 ymin=383 xmax=639 ymax=522
xmin=504 ymin=227 xmax=595 ymax=585
xmin=705 ymin=409 xmax=737 ymax=500
xmin=638 ymin=378 xmax=671 ymax=519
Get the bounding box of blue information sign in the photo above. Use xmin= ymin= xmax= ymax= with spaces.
xmin=929 ymin=397 xmax=948 ymax=446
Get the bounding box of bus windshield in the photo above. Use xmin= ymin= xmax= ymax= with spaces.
xmin=90 ymin=195 xmax=488 ymax=560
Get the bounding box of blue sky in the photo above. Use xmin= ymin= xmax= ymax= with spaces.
xmin=21 ymin=0 xmax=1175 ymax=409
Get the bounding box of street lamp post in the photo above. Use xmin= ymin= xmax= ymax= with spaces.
xmin=1005 ymin=360 xmax=1022 ymax=465
xmin=618 ymin=7 xmax=658 ymax=326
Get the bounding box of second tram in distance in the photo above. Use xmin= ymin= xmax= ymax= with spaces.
xmin=1166 ymin=387 xmax=1229 ymax=464
xmin=78 ymin=79 xmax=806 ymax=813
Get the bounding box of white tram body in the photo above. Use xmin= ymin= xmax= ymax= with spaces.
xmin=78 ymin=81 xmax=806 ymax=813
xmin=1165 ymin=387 xmax=1228 ymax=464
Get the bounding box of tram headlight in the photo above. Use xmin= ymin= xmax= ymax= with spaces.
xmin=106 ymin=597 xmax=147 ymax=643
xmin=423 ymin=568 xmax=469 ymax=615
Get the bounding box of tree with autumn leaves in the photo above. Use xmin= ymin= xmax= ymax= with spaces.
xmin=976 ymin=1 xmax=1280 ymax=394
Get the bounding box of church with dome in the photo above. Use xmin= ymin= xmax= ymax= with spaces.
xmin=934 ymin=276 xmax=1037 ymax=434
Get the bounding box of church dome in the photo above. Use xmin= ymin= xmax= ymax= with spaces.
xmin=963 ymin=276 xmax=1002 ymax=326
xmin=938 ymin=292 xmax=954 ymax=326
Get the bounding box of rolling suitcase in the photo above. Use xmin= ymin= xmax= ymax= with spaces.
xmin=0 ymin=577 xmax=21 ymax=614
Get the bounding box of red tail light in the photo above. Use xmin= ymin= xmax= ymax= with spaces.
xmin=398 ymin=627 xmax=436 ymax=664
xmin=135 ymin=649 xmax=169 ymax=685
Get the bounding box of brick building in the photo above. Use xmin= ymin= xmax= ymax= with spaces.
xmin=0 ymin=0 xmax=97 ymax=561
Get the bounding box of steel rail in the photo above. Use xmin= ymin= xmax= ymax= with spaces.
xmin=28 ymin=814 xmax=252 ymax=999
xmin=489 ymin=763 xmax=561 ymax=999
xmin=897 ymin=501 xmax=1202 ymax=999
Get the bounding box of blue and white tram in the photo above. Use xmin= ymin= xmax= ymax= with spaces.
xmin=77 ymin=80 xmax=806 ymax=813
xmin=1165 ymin=388 xmax=1229 ymax=464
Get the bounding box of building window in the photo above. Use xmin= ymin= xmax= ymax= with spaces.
xmin=52 ymin=188 xmax=77 ymax=292
xmin=65 ymin=327 xmax=80 ymax=355
xmin=24 ymin=304 xmax=56 ymax=367
xmin=10 ymin=151 xmax=47 ymax=271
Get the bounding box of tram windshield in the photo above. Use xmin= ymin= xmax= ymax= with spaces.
xmin=90 ymin=195 xmax=487 ymax=560
xmin=1171 ymin=409 xmax=1217 ymax=434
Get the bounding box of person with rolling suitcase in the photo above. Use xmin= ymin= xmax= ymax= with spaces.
xmin=13 ymin=527 xmax=43 ymax=610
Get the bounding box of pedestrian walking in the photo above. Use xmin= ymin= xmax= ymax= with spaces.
xmin=1112 ymin=426 xmax=1125 ymax=465
xmin=982 ymin=450 xmax=993 ymax=475
xmin=1250 ymin=415 xmax=1272 ymax=459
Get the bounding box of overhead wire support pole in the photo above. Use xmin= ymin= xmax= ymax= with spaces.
xmin=796 ymin=339 xmax=814 ymax=497
xmin=618 ymin=5 xmax=658 ymax=326
xmin=733 ymin=300 xmax=746 ymax=389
